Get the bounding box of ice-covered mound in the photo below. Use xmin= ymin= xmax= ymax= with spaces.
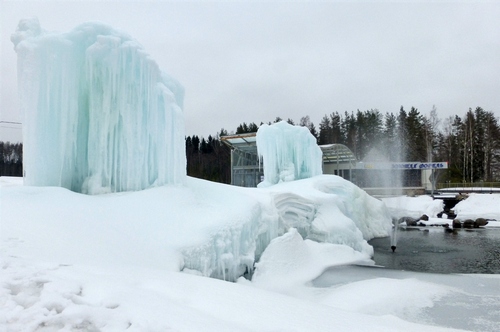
xmin=12 ymin=18 xmax=185 ymax=194
xmin=1 ymin=175 xmax=391 ymax=282
xmin=184 ymin=174 xmax=392 ymax=280
xmin=251 ymin=228 xmax=374 ymax=293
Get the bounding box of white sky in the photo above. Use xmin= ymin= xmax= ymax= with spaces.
xmin=1 ymin=0 xmax=500 ymax=142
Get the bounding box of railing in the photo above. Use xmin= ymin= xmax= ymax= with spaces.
xmin=436 ymin=182 xmax=500 ymax=193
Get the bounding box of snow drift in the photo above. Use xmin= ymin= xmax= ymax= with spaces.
xmin=453 ymin=194 xmax=500 ymax=221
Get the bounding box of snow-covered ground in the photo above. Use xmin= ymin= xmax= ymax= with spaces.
xmin=453 ymin=194 xmax=500 ymax=223
xmin=382 ymin=194 xmax=500 ymax=227
xmin=382 ymin=195 xmax=445 ymax=220
xmin=2 ymin=176 xmax=500 ymax=331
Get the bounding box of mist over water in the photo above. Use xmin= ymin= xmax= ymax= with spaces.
xmin=362 ymin=142 xmax=405 ymax=248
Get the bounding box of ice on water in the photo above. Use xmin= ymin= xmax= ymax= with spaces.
xmin=12 ymin=18 xmax=185 ymax=194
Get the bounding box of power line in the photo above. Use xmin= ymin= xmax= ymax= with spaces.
xmin=0 ymin=121 xmax=22 ymax=125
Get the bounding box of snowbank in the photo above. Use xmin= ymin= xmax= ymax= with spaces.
xmin=1 ymin=175 xmax=391 ymax=282
xmin=453 ymin=194 xmax=500 ymax=221
xmin=381 ymin=193 xmax=500 ymax=227
xmin=2 ymin=254 xmax=468 ymax=332
xmin=382 ymin=195 xmax=444 ymax=219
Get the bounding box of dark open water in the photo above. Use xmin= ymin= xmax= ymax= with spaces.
xmin=368 ymin=227 xmax=500 ymax=274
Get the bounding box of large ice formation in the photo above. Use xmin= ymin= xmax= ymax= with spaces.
xmin=2 ymin=175 xmax=392 ymax=282
xmin=257 ymin=121 xmax=323 ymax=187
xmin=11 ymin=18 xmax=185 ymax=194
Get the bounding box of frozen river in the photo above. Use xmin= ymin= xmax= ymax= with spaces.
xmin=369 ymin=227 xmax=500 ymax=274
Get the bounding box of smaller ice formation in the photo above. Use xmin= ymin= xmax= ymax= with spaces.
xmin=256 ymin=121 xmax=322 ymax=187
xmin=12 ymin=18 xmax=185 ymax=194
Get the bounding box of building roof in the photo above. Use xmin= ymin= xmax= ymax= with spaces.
xmin=220 ymin=133 xmax=257 ymax=153
xmin=320 ymin=144 xmax=357 ymax=165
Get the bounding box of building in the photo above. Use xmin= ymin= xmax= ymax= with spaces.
xmin=221 ymin=132 xmax=447 ymax=195
xmin=220 ymin=133 xmax=262 ymax=188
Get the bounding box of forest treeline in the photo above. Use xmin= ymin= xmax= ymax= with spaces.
xmin=186 ymin=106 xmax=500 ymax=184
xmin=2 ymin=106 xmax=499 ymax=184
xmin=0 ymin=142 xmax=23 ymax=176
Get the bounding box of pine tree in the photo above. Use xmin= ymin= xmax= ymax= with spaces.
xmin=318 ymin=115 xmax=331 ymax=145
xmin=383 ymin=112 xmax=399 ymax=161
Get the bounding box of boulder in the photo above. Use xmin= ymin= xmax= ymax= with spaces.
xmin=420 ymin=214 xmax=429 ymax=221
xmin=474 ymin=218 xmax=488 ymax=228
xmin=463 ymin=219 xmax=474 ymax=229
xmin=399 ymin=216 xmax=418 ymax=226
xmin=452 ymin=219 xmax=462 ymax=229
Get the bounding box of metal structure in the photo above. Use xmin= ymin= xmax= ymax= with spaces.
xmin=220 ymin=133 xmax=262 ymax=187
xmin=320 ymin=144 xmax=357 ymax=182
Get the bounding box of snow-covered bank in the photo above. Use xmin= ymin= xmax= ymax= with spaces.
xmin=3 ymin=176 xmax=500 ymax=331
xmin=453 ymin=194 xmax=500 ymax=222
xmin=381 ymin=193 xmax=500 ymax=228
xmin=382 ymin=195 xmax=444 ymax=220
xmin=3 ymin=252 xmax=476 ymax=332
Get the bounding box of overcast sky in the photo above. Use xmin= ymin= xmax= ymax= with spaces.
xmin=1 ymin=1 xmax=499 ymax=142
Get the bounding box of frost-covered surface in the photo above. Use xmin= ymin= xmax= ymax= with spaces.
xmin=256 ymin=175 xmax=392 ymax=256
xmin=1 ymin=175 xmax=390 ymax=282
xmin=453 ymin=194 xmax=500 ymax=221
xmin=257 ymin=121 xmax=322 ymax=187
xmin=382 ymin=195 xmax=444 ymax=219
xmin=11 ymin=19 xmax=185 ymax=194
xmin=251 ymin=228 xmax=374 ymax=294
xmin=2 ymin=176 xmax=499 ymax=331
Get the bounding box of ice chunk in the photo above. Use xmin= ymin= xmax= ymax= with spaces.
xmin=12 ymin=18 xmax=186 ymax=194
xmin=256 ymin=121 xmax=322 ymax=187
xmin=252 ymin=228 xmax=373 ymax=292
